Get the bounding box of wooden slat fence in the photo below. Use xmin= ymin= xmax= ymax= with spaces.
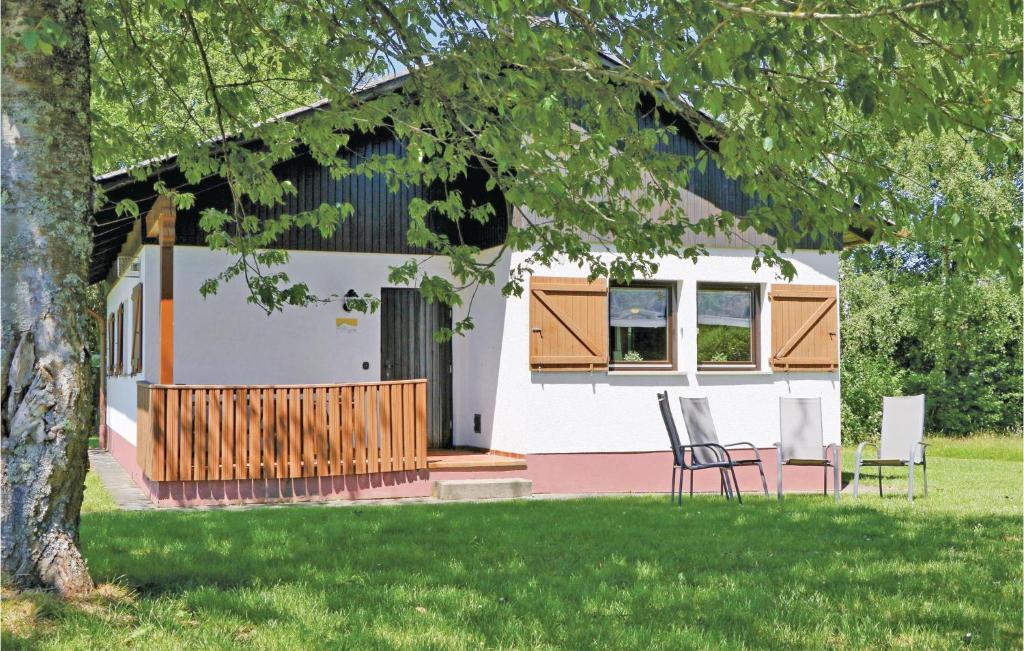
xmin=136 ymin=380 xmax=428 ymax=481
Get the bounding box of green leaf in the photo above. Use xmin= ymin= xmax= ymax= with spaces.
xmin=21 ymin=30 xmax=38 ymax=52
xmin=84 ymin=0 xmax=1022 ymax=317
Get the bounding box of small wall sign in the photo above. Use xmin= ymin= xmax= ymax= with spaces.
xmin=336 ymin=317 xmax=358 ymax=332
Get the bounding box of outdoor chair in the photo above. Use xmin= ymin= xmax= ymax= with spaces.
xmin=853 ymin=395 xmax=927 ymax=503
xmin=677 ymin=397 xmax=769 ymax=498
xmin=775 ymin=397 xmax=841 ymax=501
xmin=657 ymin=391 xmax=743 ymax=504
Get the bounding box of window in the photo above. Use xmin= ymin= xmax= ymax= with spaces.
xmin=609 ymin=284 xmax=674 ymax=369
xmin=696 ymin=283 xmax=759 ymax=369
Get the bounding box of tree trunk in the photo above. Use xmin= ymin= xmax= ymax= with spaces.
xmin=86 ymin=309 xmax=107 ymax=450
xmin=1 ymin=0 xmax=94 ymax=596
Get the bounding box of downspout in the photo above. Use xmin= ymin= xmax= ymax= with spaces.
xmin=86 ymin=307 xmax=107 ymax=449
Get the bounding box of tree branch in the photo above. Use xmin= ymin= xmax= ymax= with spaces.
xmin=712 ymin=0 xmax=946 ymax=20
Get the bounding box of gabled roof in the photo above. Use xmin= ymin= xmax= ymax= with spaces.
xmin=95 ymin=50 xmax=642 ymax=189
xmin=95 ymin=69 xmax=410 ymax=188
xmin=91 ymin=52 xmax=872 ymax=283
xmin=91 ymin=71 xmax=415 ymax=282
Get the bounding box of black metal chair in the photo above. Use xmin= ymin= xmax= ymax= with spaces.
xmin=657 ymin=391 xmax=743 ymax=504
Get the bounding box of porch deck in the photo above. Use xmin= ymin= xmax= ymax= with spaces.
xmin=427 ymin=449 xmax=527 ymax=470
xmin=134 ymin=378 xmax=529 ymax=487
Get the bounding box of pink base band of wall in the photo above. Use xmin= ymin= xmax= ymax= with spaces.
xmin=107 ymin=429 xmax=840 ymax=508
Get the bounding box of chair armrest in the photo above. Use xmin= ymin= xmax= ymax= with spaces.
xmin=912 ymin=441 xmax=929 ymax=463
xmin=722 ymin=441 xmax=763 ymax=462
xmin=722 ymin=441 xmax=758 ymax=450
xmin=680 ymin=443 xmax=732 ymax=464
xmin=855 ymin=441 xmax=878 ymax=458
xmin=825 ymin=443 xmax=841 ymax=465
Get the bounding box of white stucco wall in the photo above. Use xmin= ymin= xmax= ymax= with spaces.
xmin=106 ymin=245 xmax=454 ymax=442
xmin=106 ymin=243 xmax=840 ymax=454
xmin=105 ymin=246 xmax=160 ymax=445
xmin=172 ymin=248 xmax=453 ymax=384
xmin=452 ymin=247 xmax=841 ymax=453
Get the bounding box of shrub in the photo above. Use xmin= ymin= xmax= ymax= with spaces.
xmin=840 ymin=254 xmax=1022 ymax=442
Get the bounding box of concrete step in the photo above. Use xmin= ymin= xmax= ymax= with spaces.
xmin=432 ymin=478 xmax=533 ymax=501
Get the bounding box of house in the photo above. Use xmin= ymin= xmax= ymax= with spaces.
xmin=92 ymin=72 xmax=862 ymax=506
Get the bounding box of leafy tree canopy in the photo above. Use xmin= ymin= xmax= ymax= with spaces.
xmin=89 ymin=1 xmax=1023 ymax=330
xmin=840 ymin=121 xmax=1022 ymax=440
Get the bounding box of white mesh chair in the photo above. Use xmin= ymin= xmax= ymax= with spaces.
xmin=853 ymin=395 xmax=927 ymax=503
xmin=775 ymin=397 xmax=840 ymax=501
xmin=678 ymin=397 xmax=769 ymax=498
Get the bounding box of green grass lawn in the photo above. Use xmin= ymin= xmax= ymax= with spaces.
xmin=4 ymin=436 xmax=1021 ymax=649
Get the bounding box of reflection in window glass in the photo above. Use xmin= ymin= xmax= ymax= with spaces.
xmin=609 ymin=286 xmax=670 ymax=364
xmin=697 ymin=287 xmax=754 ymax=364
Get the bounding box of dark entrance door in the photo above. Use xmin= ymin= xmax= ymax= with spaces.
xmin=380 ymin=288 xmax=453 ymax=448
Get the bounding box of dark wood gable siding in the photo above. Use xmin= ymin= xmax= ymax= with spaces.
xmin=638 ymin=106 xmax=758 ymax=218
xmin=91 ymin=130 xmax=508 ymax=282
xmin=92 ymin=98 xmax=832 ymax=283
xmin=171 ymin=133 xmax=508 ymax=255
xmin=639 ymin=101 xmax=839 ymax=250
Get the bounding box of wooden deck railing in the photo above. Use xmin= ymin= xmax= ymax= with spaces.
xmin=136 ymin=380 xmax=428 ymax=481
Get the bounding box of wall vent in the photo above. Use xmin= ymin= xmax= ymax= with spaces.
xmin=116 ymin=256 xmax=141 ymax=279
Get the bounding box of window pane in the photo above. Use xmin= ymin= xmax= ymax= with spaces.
xmin=610 ymin=288 xmax=668 ymax=327
xmin=697 ymin=288 xmax=753 ymax=363
xmin=610 ymin=287 xmax=669 ymax=363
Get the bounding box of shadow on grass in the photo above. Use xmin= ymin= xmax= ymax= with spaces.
xmin=42 ymin=492 xmax=1019 ymax=649
xmin=839 ymin=466 xmax=913 ymax=490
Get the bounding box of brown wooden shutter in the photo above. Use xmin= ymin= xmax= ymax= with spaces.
xmin=131 ymin=284 xmax=143 ymax=375
xmin=107 ymin=314 xmax=115 ymax=375
xmin=529 ymin=276 xmax=609 ymax=371
xmin=115 ymin=303 xmax=125 ymax=376
xmin=768 ymin=284 xmax=838 ymax=371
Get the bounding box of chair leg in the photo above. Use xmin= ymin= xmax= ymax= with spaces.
xmin=728 ymin=465 xmax=743 ymax=505
xmin=908 ymin=459 xmax=914 ymax=504
xmin=923 ymin=458 xmax=928 ymax=497
xmin=689 ymin=469 xmax=694 ymax=497
xmin=833 ymin=460 xmax=840 ymax=503
xmin=671 ymin=466 xmax=677 ymax=503
xmin=823 ymin=464 xmax=828 ymax=496
xmin=776 ymin=454 xmax=784 ymax=500
xmin=677 ymin=467 xmax=685 ymax=505
xmin=756 ymin=460 xmax=769 ymax=497
xmin=853 ymin=458 xmax=861 ymax=498
xmin=878 ymin=465 xmax=883 ymax=497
